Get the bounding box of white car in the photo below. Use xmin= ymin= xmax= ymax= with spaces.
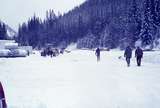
xmin=5 ymin=43 xmax=18 ymax=49
xmin=0 ymin=49 xmax=10 ymax=57
xmin=8 ymin=49 xmax=27 ymax=57
xmin=0 ymin=49 xmax=27 ymax=57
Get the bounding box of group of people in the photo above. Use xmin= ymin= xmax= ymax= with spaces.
xmin=124 ymin=46 xmax=143 ymax=67
xmin=95 ymin=46 xmax=143 ymax=67
xmin=41 ymin=47 xmax=65 ymax=57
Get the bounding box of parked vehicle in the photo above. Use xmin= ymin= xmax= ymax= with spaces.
xmin=0 ymin=50 xmax=10 ymax=57
xmin=0 ymin=49 xmax=27 ymax=58
xmin=5 ymin=43 xmax=18 ymax=50
xmin=41 ymin=47 xmax=60 ymax=57
xmin=8 ymin=49 xmax=27 ymax=57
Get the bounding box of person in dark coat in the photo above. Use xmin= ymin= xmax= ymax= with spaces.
xmin=27 ymin=50 xmax=30 ymax=56
xmin=135 ymin=47 xmax=143 ymax=66
xmin=124 ymin=46 xmax=132 ymax=67
xmin=95 ymin=48 xmax=101 ymax=62
xmin=0 ymin=82 xmax=7 ymax=108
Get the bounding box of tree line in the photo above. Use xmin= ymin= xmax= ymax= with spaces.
xmin=16 ymin=0 xmax=160 ymax=49
xmin=0 ymin=21 xmax=7 ymax=40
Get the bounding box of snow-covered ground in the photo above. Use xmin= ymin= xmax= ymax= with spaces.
xmin=0 ymin=50 xmax=160 ymax=108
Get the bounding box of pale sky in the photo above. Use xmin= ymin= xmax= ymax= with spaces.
xmin=0 ymin=0 xmax=85 ymax=30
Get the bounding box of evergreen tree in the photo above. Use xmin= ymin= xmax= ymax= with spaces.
xmin=100 ymin=25 xmax=112 ymax=48
xmin=150 ymin=0 xmax=157 ymax=25
xmin=0 ymin=22 xmax=7 ymax=40
xmin=18 ymin=23 xmax=28 ymax=45
xmin=127 ymin=0 xmax=142 ymax=42
xmin=140 ymin=0 xmax=155 ymax=47
xmin=155 ymin=0 xmax=160 ymax=26
xmin=77 ymin=31 xmax=96 ymax=49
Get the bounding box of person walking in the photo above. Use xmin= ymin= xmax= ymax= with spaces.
xmin=135 ymin=47 xmax=143 ymax=66
xmin=124 ymin=46 xmax=132 ymax=67
xmin=95 ymin=48 xmax=101 ymax=62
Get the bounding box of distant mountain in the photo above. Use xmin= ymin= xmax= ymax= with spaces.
xmin=5 ymin=24 xmax=17 ymax=38
xmin=0 ymin=21 xmax=17 ymax=39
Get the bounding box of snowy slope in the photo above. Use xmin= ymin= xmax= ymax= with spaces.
xmin=0 ymin=21 xmax=17 ymax=38
xmin=0 ymin=50 xmax=160 ymax=108
xmin=5 ymin=24 xmax=17 ymax=38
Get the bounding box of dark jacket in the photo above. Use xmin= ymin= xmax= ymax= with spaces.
xmin=124 ymin=46 xmax=132 ymax=58
xmin=135 ymin=48 xmax=143 ymax=58
xmin=95 ymin=48 xmax=100 ymax=56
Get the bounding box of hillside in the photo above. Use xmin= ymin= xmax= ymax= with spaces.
xmin=17 ymin=0 xmax=160 ymax=49
xmin=5 ymin=24 xmax=17 ymax=38
xmin=0 ymin=21 xmax=17 ymax=39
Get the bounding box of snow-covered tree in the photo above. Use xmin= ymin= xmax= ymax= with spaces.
xmin=127 ymin=0 xmax=142 ymax=46
xmin=100 ymin=25 xmax=112 ymax=48
xmin=77 ymin=31 xmax=96 ymax=49
xmin=155 ymin=0 xmax=160 ymax=26
xmin=0 ymin=22 xmax=7 ymax=40
xmin=140 ymin=0 xmax=156 ymax=48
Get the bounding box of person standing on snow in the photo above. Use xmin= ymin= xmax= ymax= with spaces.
xmin=95 ymin=48 xmax=101 ymax=62
xmin=135 ymin=47 xmax=143 ymax=66
xmin=124 ymin=46 xmax=132 ymax=67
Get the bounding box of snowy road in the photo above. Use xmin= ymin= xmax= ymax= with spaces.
xmin=0 ymin=50 xmax=160 ymax=108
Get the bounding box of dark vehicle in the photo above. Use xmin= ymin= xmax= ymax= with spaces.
xmin=41 ymin=47 xmax=59 ymax=57
xmin=41 ymin=49 xmax=47 ymax=57
xmin=60 ymin=48 xmax=65 ymax=54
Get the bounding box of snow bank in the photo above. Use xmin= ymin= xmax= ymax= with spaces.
xmin=66 ymin=43 xmax=77 ymax=51
xmin=135 ymin=40 xmax=142 ymax=47
xmin=142 ymin=51 xmax=160 ymax=64
xmin=5 ymin=43 xmax=18 ymax=49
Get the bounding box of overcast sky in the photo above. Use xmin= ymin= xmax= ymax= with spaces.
xmin=0 ymin=0 xmax=85 ymax=30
